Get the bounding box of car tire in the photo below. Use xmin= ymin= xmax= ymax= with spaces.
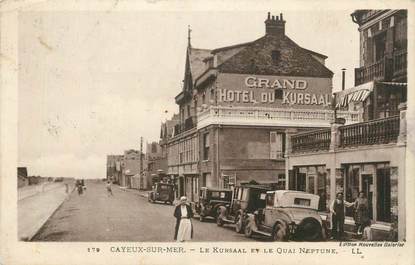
xmin=272 ymin=223 xmax=287 ymax=241
xmin=297 ymin=218 xmax=322 ymax=241
xmin=216 ymin=216 xmax=224 ymax=227
xmin=235 ymin=215 xmax=243 ymax=234
xmin=244 ymin=224 xmax=253 ymax=238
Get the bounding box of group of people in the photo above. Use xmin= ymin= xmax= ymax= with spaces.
xmin=173 ymin=192 xmax=372 ymax=242
xmin=330 ymin=191 xmax=371 ymax=240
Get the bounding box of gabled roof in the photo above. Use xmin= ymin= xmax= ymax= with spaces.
xmin=217 ymin=34 xmax=333 ymax=78
xmin=188 ymin=48 xmax=211 ymax=83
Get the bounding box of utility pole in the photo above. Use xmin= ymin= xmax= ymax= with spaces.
xmin=140 ymin=136 xmax=143 ymax=190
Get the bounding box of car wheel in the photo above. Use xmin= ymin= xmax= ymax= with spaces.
xmin=297 ymin=218 xmax=322 ymax=241
xmin=216 ymin=216 xmax=224 ymax=227
xmin=244 ymin=223 xmax=253 ymax=238
xmin=235 ymin=215 xmax=243 ymax=233
xmin=272 ymin=223 xmax=287 ymax=241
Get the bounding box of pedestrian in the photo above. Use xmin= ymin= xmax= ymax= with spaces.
xmin=65 ymin=183 xmax=69 ymax=194
xmin=353 ymin=191 xmax=370 ymax=236
xmin=173 ymin=196 xmax=193 ymax=242
xmin=106 ymin=181 xmax=113 ymax=197
xmin=329 ymin=192 xmax=354 ymax=240
xmin=76 ymin=180 xmax=83 ymax=195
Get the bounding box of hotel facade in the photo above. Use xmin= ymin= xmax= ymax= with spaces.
xmin=166 ymin=13 xmax=361 ymax=202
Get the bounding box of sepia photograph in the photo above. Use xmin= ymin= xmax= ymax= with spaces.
xmin=1 ymin=1 xmax=414 ymax=265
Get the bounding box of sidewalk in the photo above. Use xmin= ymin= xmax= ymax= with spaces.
xmin=18 ymin=182 xmax=74 ymax=241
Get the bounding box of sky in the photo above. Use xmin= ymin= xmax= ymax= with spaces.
xmin=18 ymin=10 xmax=359 ymax=179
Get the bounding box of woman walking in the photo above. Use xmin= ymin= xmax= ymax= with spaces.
xmin=353 ymin=191 xmax=370 ymax=236
xmin=173 ymin=196 xmax=193 ymax=242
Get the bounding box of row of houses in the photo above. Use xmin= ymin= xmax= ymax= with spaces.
xmin=157 ymin=10 xmax=407 ymax=241
xmin=106 ymin=142 xmax=169 ymax=190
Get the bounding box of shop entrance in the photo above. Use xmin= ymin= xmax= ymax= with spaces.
xmin=361 ymin=174 xmax=374 ymax=219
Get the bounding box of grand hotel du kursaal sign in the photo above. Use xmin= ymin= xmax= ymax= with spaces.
xmin=216 ymin=74 xmax=332 ymax=107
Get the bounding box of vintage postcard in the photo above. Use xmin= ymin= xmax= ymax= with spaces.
xmin=0 ymin=0 xmax=414 ymax=264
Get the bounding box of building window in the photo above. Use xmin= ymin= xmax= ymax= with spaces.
xmin=270 ymin=132 xmax=285 ymax=159
xmin=271 ymin=50 xmax=281 ymax=64
xmin=203 ymin=133 xmax=210 ymax=160
xmin=277 ymin=174 xmax=285 ymax=190
xmin=187 ymin=105 xmax=191 ymax=117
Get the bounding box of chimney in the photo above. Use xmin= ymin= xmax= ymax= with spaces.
xmin=341 ymin=68 xmax=346 ymax=91
xmin=265 ymin=12 xmax=286 ymax=36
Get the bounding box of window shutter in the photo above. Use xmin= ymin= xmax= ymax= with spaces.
xmin=270 ymin=132 xmax=277 ymax=159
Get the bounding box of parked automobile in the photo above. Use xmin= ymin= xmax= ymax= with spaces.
xmin=148 ymin=182 xmax=174 ymax=205
xmin=244 ymin=190 xmax=326 ymax=241
xmin=217 ymin=184 xmax=271 ymax=233
xmin=195 ymin=187 xmax=232 ymax=222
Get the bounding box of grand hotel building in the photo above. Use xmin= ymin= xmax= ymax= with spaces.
xmin=166 ymin=13 xmax=361 ymax=203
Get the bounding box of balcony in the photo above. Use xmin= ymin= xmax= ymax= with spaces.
xmin=197 ymin=106 xmax=362 ymax=129
xmin=339 ymin=115 xmax=400 ymax=147
xmin=291 ymin=129 xmax=331 ymax=153
xmin=355 ymin=57 xmax=392 ymax=86
xmin=355 ymin=49 xmax=407 ymax=86
xmin=290 ymin=115 xmax=400 ymax=154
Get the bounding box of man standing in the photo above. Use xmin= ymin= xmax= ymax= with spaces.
xmin=173 ymin=196 xmax=193 ymax=242
xmin=106 ymin=181 xmax=113 ymax=197
xmin=330 ymin=192 xmax=354 ymax=240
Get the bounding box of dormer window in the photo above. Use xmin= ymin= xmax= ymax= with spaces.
xmin=271 ymin=50 xmax=281 ymax=64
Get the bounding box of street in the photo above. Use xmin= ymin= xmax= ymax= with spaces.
xmin=32 ymin=180 xmax=256 ymax=242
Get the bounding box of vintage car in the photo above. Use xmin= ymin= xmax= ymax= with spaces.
xmin=195 ymin=187 xmax=232 ymax=222
xmin=244 ymin=190 xmax=326 ymax=241
xmin=217 ymin=184 xmax=271 ymax=233
xmin=148 ymin=182 xmax=174 ymax=205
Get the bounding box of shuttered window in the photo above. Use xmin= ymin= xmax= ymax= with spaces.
xmin=270 ymin=132 xmax=285 ymax=159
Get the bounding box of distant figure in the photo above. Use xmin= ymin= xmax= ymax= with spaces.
xmin=76 ymin=180 xmax=83 ymax=195
xmin=106 ymin=181 xmax=113 ymax=197
xmin=65 ymin=183 xmax=69 ymax=194
xmin=174 ymin=196 xmax=193 ymax=242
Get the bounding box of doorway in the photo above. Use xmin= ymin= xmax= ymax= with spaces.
xmin=361 ymin=174 xmax=374 ymax=219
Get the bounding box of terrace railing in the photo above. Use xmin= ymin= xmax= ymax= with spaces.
xmin=291 ymin=129 xmax=331 ymax=153
xmin=339 ymin=115 xmax=400 ymax=147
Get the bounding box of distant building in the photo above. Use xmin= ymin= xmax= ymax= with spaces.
xmin=145 ymin=141 xmax=168 ymax=188
xmin=122 ymin=149 xmax=144 ymax=189
xmin=107 ymin=155 xmax=123 ymax=184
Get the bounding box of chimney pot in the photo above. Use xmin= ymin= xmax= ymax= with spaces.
xmin=265 ymin=12 xmax=286 ymax=36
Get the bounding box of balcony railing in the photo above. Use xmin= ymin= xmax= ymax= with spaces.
xmin=393 ymin=49 xmax=407 ymax=78
xmin=197 ymin=106 xmax=362 ymax=129
xmin=355 ymin=57 xmax=393 ymax=86
xmin=291 ymin=129 xmax=331 ymax=153
xmin=289 ymin=115 xmax=401 ymax=154
xmin=339 ymin=115 xmax=400 ymax=147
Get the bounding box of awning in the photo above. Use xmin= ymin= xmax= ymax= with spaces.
xmin=336 ymin=81 xmax=374 ymax=108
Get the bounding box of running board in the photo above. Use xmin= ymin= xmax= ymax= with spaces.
xmin=254 ymin=229 xmax=272 ymax=237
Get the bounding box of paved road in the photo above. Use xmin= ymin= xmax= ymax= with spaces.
xmin=32 ymin=180 xmax=256 ymax=242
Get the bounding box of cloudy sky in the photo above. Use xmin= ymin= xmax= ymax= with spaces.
xmin=18 ymin=10 xmax=359 ymax=178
